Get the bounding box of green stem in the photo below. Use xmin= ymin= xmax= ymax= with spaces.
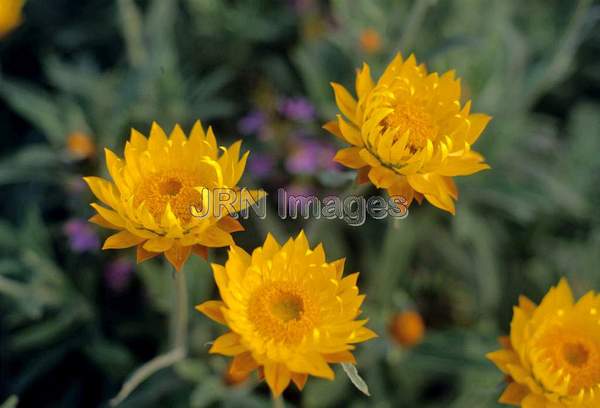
xmin=109 ymin=269 xmax=188 ymax=406
xmin=173 ymin=268 xmax=188 ymax=351
xmin=109 ymin=348 xmax=185 ymax=406
xmin=272 ymin=396 xmax=285 ymax=408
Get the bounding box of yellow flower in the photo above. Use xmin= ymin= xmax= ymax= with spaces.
xmin=0 ymin=0 xmax=24 ymax=38
xmin=196 ymin=231 xmax=377 ymax=397
xmin=487 ymin=279 xmax=600 ymax=407
xmin=324 ymin=53 xmax=491 ymax=214
xmin=85 ymin=121 xmax=261 ymax=271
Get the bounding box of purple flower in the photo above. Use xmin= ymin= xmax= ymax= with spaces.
xmin=285 ymin=139 xmax=338 ymax=175
xmin=288 ymin=0 xmax=313 ymax=13
xmin=63 ymin=219 xmax=100 ymax=253
xmin=279 ymin=97 xmax=316 ymax=122
xmin=238 ymin=111 xmax=266 ymax=136
xmin=248 ymin=152 xmax=275 ymax=178
xmin=104 ymin=258 xmax=134 ymax=293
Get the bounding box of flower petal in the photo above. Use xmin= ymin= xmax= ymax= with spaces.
xmin=196 ymin=300 xmax=227 ymax=324
xmin=209 ymin=332 xmax=246 ymax=356
xmin=264 ymin=363 xmax=291 ymax=397
xmin=103 ymin=230 xmax=145 ymax=249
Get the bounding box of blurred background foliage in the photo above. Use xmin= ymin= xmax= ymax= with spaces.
xmin=1 ymin=0 xmax=600 ymax=407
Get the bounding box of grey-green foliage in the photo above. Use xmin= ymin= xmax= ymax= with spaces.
xmin=0 ymin=0 xmax=598 ymax=406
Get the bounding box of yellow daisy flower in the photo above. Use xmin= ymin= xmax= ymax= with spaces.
xmin=487 ymin=279 xmax=600 ymax=407
xmin=85 ymin=121 xmax=261 ymax=271
xmin=196 ymin=231 xmax=377 ymax=397
xmin=324 ymin=53 xmax=491 ymax=214
xmin=0 ymin=0 xmax=24 ymax=38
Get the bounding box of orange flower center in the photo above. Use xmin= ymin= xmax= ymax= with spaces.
xmin=134 ymin=169 xmax=203 ymax=223
xmin=384 ymin=102 xmax=438 ymax=151
xmin=562 ymin=342 xmax=589 ymax=367
xmin=247 ymin=281 xmax=319 ymax=345
xmin=535 ymin=326 xmax=600 ymax=394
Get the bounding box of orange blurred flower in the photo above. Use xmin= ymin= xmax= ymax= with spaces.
xmin=359 ymin=28 xmax=381 ymax=54
xmin=67 ymin=131 xmax=96 ymax=160
xmin=389 ymin=311 xmax=425 ymax=347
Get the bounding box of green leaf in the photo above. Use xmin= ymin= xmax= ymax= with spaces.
xmin=341 ymin=363 xmax=371 ymax=397
xmin=0 ymin=145 xmax=63 ymax=186
xmin=0 ymin=396 xmax=18 ymax=408
xmin=0 ymin=78 xmax=66 ymax=146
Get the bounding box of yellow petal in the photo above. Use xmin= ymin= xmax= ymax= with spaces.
xmin=195 ymin=225 xmax=234 ymax=248
xmin=323 ymin=351 xmax=356 ymax=364
xmin=136 ymin=244 xmax=160 ymax=263
xmin=486 ymin=349 xmax=519 ymax=374
xmin=88 ymin=214 xmax=119 ymax=230
xmin=355 ymin=62 xmax=374 ymax=100
xmin=165 ymin=243 xmax=192 ymax=272
xmin=217 ymin=216 xmax=244 ymax=233
xmin=466 ymin=114 xmax=492 ymax=144
xmin=331 ymin=82 xmax=358 ymax=125
xmin=230 ymin=352 xmax=259 ymax=376
xmin=264 ymin=363 xmax=291 ymax=397
xmin=288 ymin=354 xmax=334 ymax=380
xmin=143 ymin=236 xmax=174 ymax=252
xmin=192 ymin=244 xmax=209 ymax=260
xmin=209 ymin=332 xmax=246 ymax=356
xmin=337 ymin=115 xmax=363 ymax=146
xmin=195 ymin=300 xmax=227 ymax=324
xmin=349 ymin=326 xmax=378 ymax=343
xmin=323 ymin=120 xmax=344 ymax=141
xmin=499 ymin=382 xmax=529 ymax=405
xmin=103 ymin=230 xmax=145 ymax=249
xmin=334 ymin=147 xmax=366 ymax=169
xmin=291 ymin=372 xmax=308 ymax=391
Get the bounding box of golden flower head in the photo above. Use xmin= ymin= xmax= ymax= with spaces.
xmin=196 ymin=231 xmax=377 ymax=397
xmin=359 ymin=28 xmax=382 ymax=54
xmin=85 ymin=121 xmax=262 ymax=271
xmin=389 ymin=310 xmax=425 ymax=347
xmin=67 ymin=131 xmax=96 ymax=160
xmin=487 ymin=279 xmax=600 ymax=407
xmin=0 ymin=0 xmax=24 ymax=38
xmin=324 ymin=53 xmax=491 ymax=214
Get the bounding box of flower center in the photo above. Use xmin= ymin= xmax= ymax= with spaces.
xmin=562 ymin=342 xmax=590 ymax=367
xmin=384 ymin=102 xmax=438 ymax=150
xmin=247 ymin=281 xmax=318 ymax=345
xmin=534 ymin=326 xmax=600 ymax=394
xmin=134 ymin=169 xmax=203 ymax=223
xmin=159 ymin=178 xmax=183 ymax=196
xmin=271 ymin=293 xmax=304 ymax=322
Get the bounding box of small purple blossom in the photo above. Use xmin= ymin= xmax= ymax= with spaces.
xmin=104 ymin=258 xmax=134 ymax=293
xmin=248 ymin=152 xmax=275 ymax=178
xmin=238 ymin=111 xmax=266 ymax=136
xmin=279 ymin=97 xmax=316 ymax=122
xmin=285 ymin=139 xmax=338 ymax=175
xmin=63 ymin=219 xmax=100 ymax=252
xmin=288 ymin=0 xmax=313 ymax=13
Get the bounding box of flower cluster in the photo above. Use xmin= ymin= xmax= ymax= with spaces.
xmin=83 ymin=52 xmax=502 ymax=401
